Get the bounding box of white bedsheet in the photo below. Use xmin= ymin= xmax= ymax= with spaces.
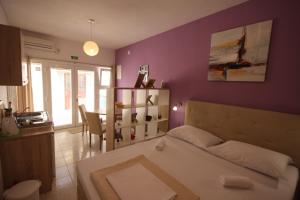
xmin=77 ymin=136 xmax=298 ymax=200
xmin=106 ymin=164 xmax=177 ymax=200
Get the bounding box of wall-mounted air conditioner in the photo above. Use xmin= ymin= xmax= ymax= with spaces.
xmin=23 ymin=36 xmax=59 ymax=53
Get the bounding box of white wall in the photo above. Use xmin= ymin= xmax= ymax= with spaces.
xmin=3 ymin=32 xmax=115 ymax=112
xmin=0 ymin=24 xmax=116 ymax=109
xmin=23 ymin=31 xmax=115 ymax=66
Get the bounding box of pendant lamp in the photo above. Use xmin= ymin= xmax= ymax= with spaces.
xmin=83 ymin=19 xmax=99 ymax=56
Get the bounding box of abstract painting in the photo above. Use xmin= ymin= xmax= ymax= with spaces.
xmin=208 ymin=20 xmax=273 ymax=82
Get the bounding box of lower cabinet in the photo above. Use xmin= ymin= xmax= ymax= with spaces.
xmin=0 ymin=131 xmax=54 ymax=193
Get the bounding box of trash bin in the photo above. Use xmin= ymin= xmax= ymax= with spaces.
xmin=3 ymin=180 xmax=41 ymax=200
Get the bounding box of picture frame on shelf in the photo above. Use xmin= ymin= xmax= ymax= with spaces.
xmin=139 ymin=64 xmax=149 ymax=82
xmin=145 ymin=79 xmax=155 ymax=88
xmin=134 ymin=73 xmax=145 ymax=88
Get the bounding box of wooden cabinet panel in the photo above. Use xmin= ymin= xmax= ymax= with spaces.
xmin=0 ymin=132 xmax=54 ymax=193
xmin=0 ymin=25 xmax=12 ymax=84
xmin=0 ymin=24 xmax=27 ymax=86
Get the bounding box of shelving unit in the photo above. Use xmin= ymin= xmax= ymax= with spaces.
xmin=106 ymin=88 xmax=170 ymax=151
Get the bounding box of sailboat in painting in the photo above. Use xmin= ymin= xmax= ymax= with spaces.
xmin=208 ymin=20 xmax=273 ymax=82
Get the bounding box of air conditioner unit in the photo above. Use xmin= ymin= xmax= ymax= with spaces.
xmin=23 ymin=36 xmax=58 ymax=53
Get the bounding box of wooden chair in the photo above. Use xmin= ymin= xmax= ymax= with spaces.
xmin=78 ymin=104 xmax=88 ymax=136
xmin=85 ymin=112 xmax=106 ymax=150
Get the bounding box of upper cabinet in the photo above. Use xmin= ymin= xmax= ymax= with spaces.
xmin=0 ymin=24 xmax=28 ymax=86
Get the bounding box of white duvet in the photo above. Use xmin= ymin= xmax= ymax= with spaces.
xmin=77 ymin=136 xmax=298 ymax=200
xmin=106 ymin=164 xmax=177 ymax=200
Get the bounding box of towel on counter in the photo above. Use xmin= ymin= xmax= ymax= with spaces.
xmin=155 ymin=138 xmax=166 ymax=151
xmin=220 ymin=175 xmax=254 ymax=189
xmin=106 ymin=164 xmax=177 ymax=200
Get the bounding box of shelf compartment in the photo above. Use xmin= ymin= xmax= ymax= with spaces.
xmin=106 ymin=87 xmax=170 ymax=151
xmin=115 ymin=118 xmax=168 ymax=129
xmin=115 ymin=103 xmax=159 ymax=109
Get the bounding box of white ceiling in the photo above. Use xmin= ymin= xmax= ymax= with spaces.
xmin=1 ymin=0 xmax=248 ymax=49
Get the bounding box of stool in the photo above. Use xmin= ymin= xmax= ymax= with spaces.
xmin=3 ymin=180 xmax=41 ymax=200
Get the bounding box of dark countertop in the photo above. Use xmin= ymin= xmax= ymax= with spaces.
xmin=0 ymin=122 xmax=54 ymax=141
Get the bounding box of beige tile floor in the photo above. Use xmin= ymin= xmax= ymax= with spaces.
xmin=40 ymin=130 xmax=105 ymax=200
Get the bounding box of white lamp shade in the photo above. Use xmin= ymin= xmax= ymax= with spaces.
xmin=172 ymin=106 xmax=178 ymax=111
xmin=83 ymin=41 xmax=99 ymax=56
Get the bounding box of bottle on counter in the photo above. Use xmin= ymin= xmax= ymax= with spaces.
xmin=0 ymin=100 xmax=4 ymax=133
xmin=1 ymin=101 xmax=19 ymax=136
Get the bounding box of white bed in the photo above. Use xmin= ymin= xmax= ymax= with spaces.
xmin=78 ymin=100 xmax=300 ymax=200
xmin=77 ymin=135 xmax=298 ymax=200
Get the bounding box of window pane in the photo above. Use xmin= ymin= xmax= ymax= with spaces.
xmin=100 ymin=70 xmax=111 ymax=86
xmin=31 ymin=63 xmax=44 ymax=111
xmin=99 ymin=89 xmax=107 ymax=114
xmin=77 ymin=70 xmax=95 ymax=123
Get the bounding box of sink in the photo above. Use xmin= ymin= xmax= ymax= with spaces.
xmin=15 ymin=112 xmax=43 ymax=118
xmin=14 ymin=111 xmax=50 ymax=128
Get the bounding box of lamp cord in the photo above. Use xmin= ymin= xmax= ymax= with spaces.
xmin=90 ymin=21 xmax=92 ymax=40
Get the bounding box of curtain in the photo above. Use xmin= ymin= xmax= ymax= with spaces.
xmin=16 ymin=57 xmax=34 ymax=112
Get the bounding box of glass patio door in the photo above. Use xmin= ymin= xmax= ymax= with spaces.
xmin=50 ymin=67 xmax=73 ymax=127
xmin=98 ymin=68 xmax=112 ymax=121
xmin=30 ymin=59 xmax=112 ymax=129
xmin=76 ymin=68 xmax=96 ymax=123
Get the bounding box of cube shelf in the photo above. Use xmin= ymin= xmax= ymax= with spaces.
xmin=106 ymin=88 xmax=170 ymax=151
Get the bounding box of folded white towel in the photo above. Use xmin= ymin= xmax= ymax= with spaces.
xmin=220 ymin=175 xmax=254 ymax=189
xmin=155 ymin=138 xmax=166 ymax=151
xmin=106 ymin=164 xmax=177 ymax=200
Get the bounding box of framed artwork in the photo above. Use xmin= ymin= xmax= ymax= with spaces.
xmin=208 ymin=20 xmax=273 ymax=82
xmin=134 ymin=73 xmax=145 ymax=88
xmin=139 ymin=64 xmax=149 ymax=82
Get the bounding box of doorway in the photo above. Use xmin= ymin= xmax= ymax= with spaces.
xmin=50 ymin=67 xmax=73 ymax=127
xmin=30 ymin=59 xmax=112 ymax=129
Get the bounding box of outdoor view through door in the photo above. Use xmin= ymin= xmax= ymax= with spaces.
xmin=77 ymin=70 xmax=95 ymax=123
xmin=30 ymin=60 xmax=112 ymax=128
xmin=51 ymin=68 xmax=73 ymax=126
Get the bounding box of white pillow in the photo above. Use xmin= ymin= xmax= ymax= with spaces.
xmin=207 ymin=140 xmax=293 ymax=179
xmin=167 ymin=125 xmax=223 ymax=149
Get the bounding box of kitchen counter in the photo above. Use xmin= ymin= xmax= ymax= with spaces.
xmin=0 ymin=121 xmax=54 ymax=140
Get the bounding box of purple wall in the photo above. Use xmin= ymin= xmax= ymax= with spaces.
xmin=115 ymin=0 xmax=300 ymax=128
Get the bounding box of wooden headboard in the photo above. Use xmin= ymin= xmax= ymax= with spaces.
xmin=184 ymin=100 xmax=300 ymax=168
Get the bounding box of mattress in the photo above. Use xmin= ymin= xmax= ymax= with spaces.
xmin=77 ymin=136 xmax=298 ymax=200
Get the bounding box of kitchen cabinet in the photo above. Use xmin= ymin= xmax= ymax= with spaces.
xmin=0 ymin=24 xmax=28 ymax=86
xmin=0 ymin=125 xmax=55 ymax=193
